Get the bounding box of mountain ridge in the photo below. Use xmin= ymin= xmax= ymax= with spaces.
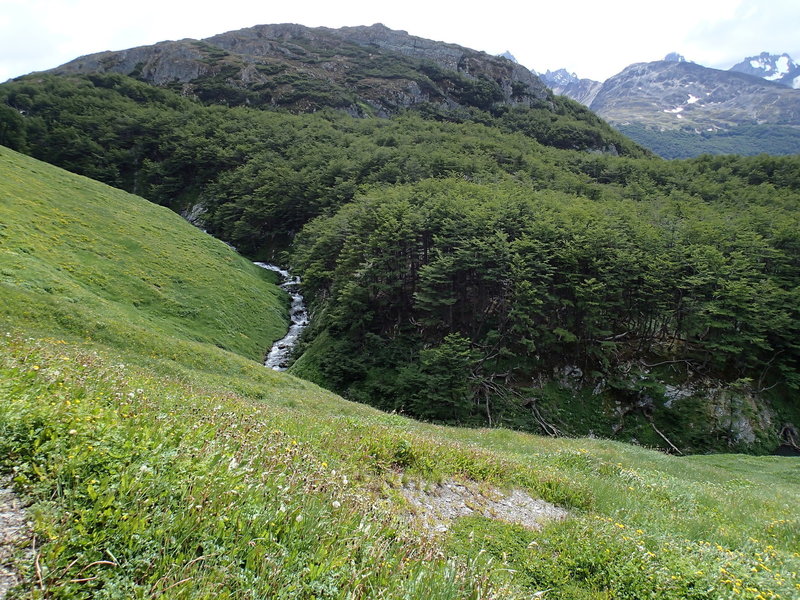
xmin=540 ymin=53 xmax=800 ymax=157
xmin=540 ymin=68 xmax=603 ymax=106
xmin=730 ymin=51 xmax=800 ymax=89
xmin=48 ymin=22 xmax=551 ymax=118
xmin=9 ymin=22 xmax=648 ymax=159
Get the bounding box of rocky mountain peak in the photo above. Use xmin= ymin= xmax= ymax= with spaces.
xmin=663 ymin=52 xmax=689 ymax=63
xmin=540 ymin=68 xmax=602 ymax=108
xmin=498 ymin=51 xmax=518 ymax=64
xmin=729 ymin=52 xmax=800 ymax=89
xmin=542 ymin=68 xmax=579 ymax=87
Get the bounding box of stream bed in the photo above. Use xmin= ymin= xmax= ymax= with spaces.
xmin=254 ymin=262 xmax=309 ymax=371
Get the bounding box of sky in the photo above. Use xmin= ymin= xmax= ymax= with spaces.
xmin=2 ymin=0 xmax=799 ymax=83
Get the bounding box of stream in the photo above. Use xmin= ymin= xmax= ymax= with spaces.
xmin=183 ymin=213 xmax=309 ymax=371
xmin=254 ymin=262 xmax=309 ymax=371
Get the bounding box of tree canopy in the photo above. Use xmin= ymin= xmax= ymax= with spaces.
xmin=2 ymin=71 xmax=799 ymax=451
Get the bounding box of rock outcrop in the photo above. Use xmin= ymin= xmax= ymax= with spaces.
xmin=0 ymin=481 xmax=28 ymax=600
xmin=50 ymin=23 xmax=552 ymax=117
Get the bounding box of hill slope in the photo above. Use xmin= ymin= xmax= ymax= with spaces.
xmin=28 ymin=23 xmax=646 ymax=158
xmin=0 ymin=145 xmax=288 ymax=366
xmin=0 ymin=147 xmax=799 ymax=599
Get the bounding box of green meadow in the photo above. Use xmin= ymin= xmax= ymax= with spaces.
xmin=1 ymin=146 xmax=798 ymax=599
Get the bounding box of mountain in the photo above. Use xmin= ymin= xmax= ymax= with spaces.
xmin=6 ymin=23 xmax=649 ymax=161
xmin=49 ymin=23 xmax=550 ymax=117
xmin=663 ymin=52 xmax=689 ymax=63
xmin=590 ymin=60 xmax=800 ymax=129
xmin=3 ymin=25 xmax=800 ymax=594
xmin=544 ymin=55 xmax=800 ymax=157
xmin=540 ymin=68 xmax=603 ymax=106
xmin=730 ymin=51 xmax=800 ymax=89
xmin=498 ymin=50 xmax=518 ymax=63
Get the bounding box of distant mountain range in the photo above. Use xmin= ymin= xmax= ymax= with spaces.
xmin=540 ymin=52 xmax=800 ymax=157
xmin=540 ymin=68 xmax=602 ymax=107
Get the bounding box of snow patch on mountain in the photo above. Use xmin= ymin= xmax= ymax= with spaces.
xmin=731 ymin=52 xmax=799 ymax=88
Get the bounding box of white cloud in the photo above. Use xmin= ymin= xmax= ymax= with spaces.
xmin=683 ymin=0 xmax=800 ymax=70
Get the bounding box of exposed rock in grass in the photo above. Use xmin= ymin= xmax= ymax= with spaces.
xmin=0 ymin=481 xmax=29 ymax=599
xmin=401 ymin=479 xmax=568 ymax=533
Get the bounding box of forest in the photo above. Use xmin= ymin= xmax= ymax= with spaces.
xmin=2 ymin=72 xmax=799 ymax=452
xmin=618 ymin=123 xmax=800 ymax=159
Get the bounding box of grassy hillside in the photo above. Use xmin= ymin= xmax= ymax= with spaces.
xmin=0 ymin=145 xmax=288 ymax=369
xmin=1 ymin=150 xmax=799 ymax=598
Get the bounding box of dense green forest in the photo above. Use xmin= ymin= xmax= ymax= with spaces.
xmin=2 ymin=72 xmax=799 ymax=452
xmin=619 ymin=123 xmax=800 ymax=159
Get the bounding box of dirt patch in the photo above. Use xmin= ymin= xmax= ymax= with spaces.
xmin=0 ymin=481 xmax=29 ymax=599
xmin=401 ymin=479 xmax=568 ymax=533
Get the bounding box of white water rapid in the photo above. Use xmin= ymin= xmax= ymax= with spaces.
xmin=254 ymin=262 xmax=309 ymax=370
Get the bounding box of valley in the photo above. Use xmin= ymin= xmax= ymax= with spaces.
xmin=3 ymin=64 xmax=798 ymax=455
xmin=0 ymin=22 xmax=799 ymax=599
xmin=1 ymin=146 xmax=798 ymax=599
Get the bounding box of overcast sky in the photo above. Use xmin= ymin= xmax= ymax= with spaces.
xmin=2 ymin=0 xmax=799 ymax=83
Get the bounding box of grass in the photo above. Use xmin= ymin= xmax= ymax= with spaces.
xmin=1 ymin=146 xmax=799 ymax=599
xmin=0 ymin=145 xmax=288 ymax=365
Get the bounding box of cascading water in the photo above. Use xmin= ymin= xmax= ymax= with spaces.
xmin=254 ymin=262 xmax=309 ymax=370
